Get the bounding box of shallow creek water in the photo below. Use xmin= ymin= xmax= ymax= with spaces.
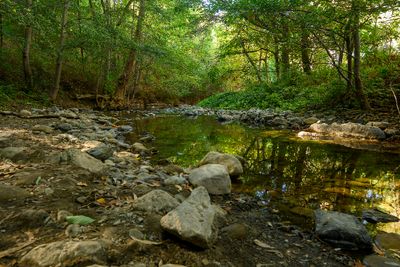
xmin=125 ymin=114 xmax=400 ymax=234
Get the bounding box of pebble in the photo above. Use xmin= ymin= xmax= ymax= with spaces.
xmin=65 ymin=224 xmax=81 ymax=237
xmin=57 ymin=210 xmax=73 ymax=222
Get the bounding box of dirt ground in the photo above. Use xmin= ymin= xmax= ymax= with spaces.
xmin=0 ymin=111 xmax=365 ymax=267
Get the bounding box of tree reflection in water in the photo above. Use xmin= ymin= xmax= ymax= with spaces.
xmin=128 ymin=115 xmax=400 ymax=233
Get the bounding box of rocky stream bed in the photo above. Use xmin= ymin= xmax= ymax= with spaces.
xmin=0 ymin=106 xmax=399 ymax=267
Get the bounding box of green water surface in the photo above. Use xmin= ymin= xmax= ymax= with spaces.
xmin=126 ymin=115 xmax=400 ymax=233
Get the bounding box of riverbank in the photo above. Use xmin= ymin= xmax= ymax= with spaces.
xmin=0 ymin=107 xmax=399 ymax=267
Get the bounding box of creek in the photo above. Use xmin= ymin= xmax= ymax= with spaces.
xmin=124 ymin=114 xmax=400 ymax=234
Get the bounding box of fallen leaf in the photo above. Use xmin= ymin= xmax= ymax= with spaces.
xmin=77 ymin=182 xmax=88 ymax=187
xmin=66 ymin=215 xmax=95 ymax=225
xmin=254 ymin=239 xmax=275 ymax=249
xmin=130 ymin=236 xmax=163 ymax=245
xmin=353 ymin=259 xmax=365 ymax=267
xmin=96 ymin=198 xmax=106 ymax=205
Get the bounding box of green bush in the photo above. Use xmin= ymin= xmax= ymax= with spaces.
xmin=198 ymin=69 xmax=349 ymax=111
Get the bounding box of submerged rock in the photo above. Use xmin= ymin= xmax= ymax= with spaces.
xmin=20 ymin=240 xmax=109 ymax=267
xmin=132 ymin=190 xmax=179 ymax=213
xmin=314 ymin=210 xmax=372 ymax=250
xmin=199 ymin=151 xmax=243 ymax=176
xmin=189 ymin=164 xmax=231 ymax=195
xmin=160 ymin=186 xmax=217 ymax=248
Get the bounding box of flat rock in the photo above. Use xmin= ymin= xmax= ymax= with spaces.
xmin=309 ymin=122 xmax=386 ymax=140
xmin=363 ymin=254 xmax=400 ymax=267
xmin=0 ymin=183 xmax=30 ymax=203
xmin=163 ymin=175 xmax=187 ymax=185
xmin=304 ymin=117 xmax=319 ymax=125
xmin=87 ymin=144 xmax=114 ymax=161
xmin=362 ymin=209 xmax=399 ymax=223
xmin=132 ymin=190 xmax=179 ymax=213
xmin=189 ymin=164 xmax=231 ymax=195
xmin=366 ymin=121 xmax=390 ymax=130
xmin=199 ymin=151 xmax=243 ymax=176
xmin=160 ymin=186 xmax=217 ymax=248
xmin=59 ymin=148 xmax=106 ymax=174
xmin=132 ymin=142 xmax=149 ymax=153
xmin=0 ymin=147 xmax=29 ymax=161
xmin=20 ymin=240 xmax=108 ymax=267
xmin=20 ymin=109 xmax=32 ymax=117
xmin=375 ymin=232 xmax=400 ymax=251
xmin=314 ymin=210 xmax=372 ymax=250
xmin=56 ymin=123 xmax=73 ymax=132
xmin=32 ymin=125 xmax=53 ymax=134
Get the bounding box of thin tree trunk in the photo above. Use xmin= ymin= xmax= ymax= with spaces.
xmin=51 ymin=0 xmax=70 ymax=102
xmin=77 ymin=0 xmax=84 ymax=72
xmin=352 ymin=1 xmax=371 ymax=110
xmin=0 ymin=11 xmax=3 ymax=50
xmin=114 ymin=0 xmax=145 ymax=105
xmin=345 ymin=21 xmax=353 ymax=91
xmin=273 ymin=41 xmax=280 ymax=81
xmin=281 ymin=21 xmax=290 ymax=80
xmin=22 ymin=0 xmax=33 ymax=90
xmin=264 ymin=53 xmax=269 ymax=83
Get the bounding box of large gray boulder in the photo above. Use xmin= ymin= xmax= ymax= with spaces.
xmin=160 ymin=186 xmax=217 ymax=248
xmin=314 ymin=210 xmax=372 ymax=250
xmin=132 ymin=190 xmax=179 ymax=213
xmin=199 ymin=151 xmax=243 ymax=176
xmin=20 ymin=240 xmax=109 ymax=267
xmin=189 ymin=164 xmax=231 ymax=195
xmin=59 ymin=149 xmax=106 ymax=174
xmin=309 ymin=122 xmax=386 ymax=140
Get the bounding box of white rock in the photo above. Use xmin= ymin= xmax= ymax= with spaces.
xmin=189 ymin=164 xmax=231 ymax=195
xmin=20 ymin=240 xmax=108 ymax=267
xmin=199 ymin=151 xmax=243 ymax=176
xmin=59 ymin=149 xmax=106 ymax=174
xmin=132 ymin=190 xmax=179 ymax=213
xmin=160 ymin=186 xmax=217 ymax=248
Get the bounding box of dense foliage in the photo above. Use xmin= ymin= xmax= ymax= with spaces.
xmin=0 ymin=0 xmax=399 ymax=110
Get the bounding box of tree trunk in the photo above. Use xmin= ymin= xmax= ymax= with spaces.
xmin=273 ymin=41 xmax=280 ymax=81
xmin=280 ymin=21 xmax=290 ymax=80
xmin=300 ymin=28 xmax=311 ymax=74
xmin=264 ymin=53 xmax=269 ymax=83
xmin=0 ymin=11 xmax=3 ymax=50
xmin=22 ymin=0 xmax=34 ymax=90
xmin=345 ymin=21 xmax=353 ymax=91
xmin=352 ymin=0 xmax=371 ymax=110
xmin=114 ymin=0 xmax=145 ymax=105
xmin=51 ymin=0 xmax=70 ymax=102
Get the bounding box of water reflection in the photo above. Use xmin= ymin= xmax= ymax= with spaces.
xmin=126 ymin=115 xmax=400 ymax=233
